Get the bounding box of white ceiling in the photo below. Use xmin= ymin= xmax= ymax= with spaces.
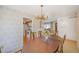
xmin=2 ymin=5 xmax=79 ymax=18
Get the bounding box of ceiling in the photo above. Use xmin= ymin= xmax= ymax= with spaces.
xmin=2 ymin=5 xmax=79 ymax=19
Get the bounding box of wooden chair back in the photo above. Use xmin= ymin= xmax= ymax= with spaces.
xmin=57 ymin=35 xmax=66 ymax=53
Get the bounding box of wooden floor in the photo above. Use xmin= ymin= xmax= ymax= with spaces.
xmin=63 ymin=40 xmax=79 ymax=53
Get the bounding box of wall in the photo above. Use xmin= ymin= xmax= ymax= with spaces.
xmin=57 ymin=17 xmax=77 ymax=41
xmin=0 ymin=6 xmax=24 ymax=52
xmin=76 ymin=13 xmax=79 ymax=49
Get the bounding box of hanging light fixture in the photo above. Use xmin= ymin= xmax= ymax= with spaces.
xmin=35 ymin=5 xmax=48 ymax=21
xmin=35 ymin=5 xmax=48 ymax=28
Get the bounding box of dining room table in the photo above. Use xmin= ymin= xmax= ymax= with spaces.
xmin=23 ymin=35 xmax=60 ymax=53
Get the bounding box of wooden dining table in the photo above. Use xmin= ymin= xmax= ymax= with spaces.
xmin=23 ymin=35 xmax=60 ymax=53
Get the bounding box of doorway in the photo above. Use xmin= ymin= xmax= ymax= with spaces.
xmin=23 ymin=17 xmax=32 ymax=48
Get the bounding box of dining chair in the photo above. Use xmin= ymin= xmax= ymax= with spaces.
xmin=57 ymin=35 xmax=66 ymax=53
xmin=38 ymin=31 xmax=42 ymax=38
xmin=30 ymin=32 xmax=37 ymax=40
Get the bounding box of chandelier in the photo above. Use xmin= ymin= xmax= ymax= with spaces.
xmin=35 ymin=5 xmax=48 ymax=21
